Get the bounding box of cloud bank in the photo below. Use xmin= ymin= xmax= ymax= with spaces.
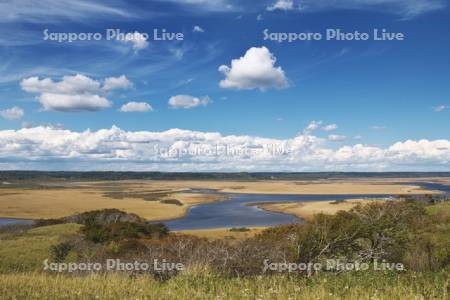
xmin=0 ymin=126 xmax=448 ymax=171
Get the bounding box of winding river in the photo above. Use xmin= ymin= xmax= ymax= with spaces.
xmin=162 ymin=182 xmax=450 ymax=230
xmin=1 ymin=181 xmax=449 ymax=230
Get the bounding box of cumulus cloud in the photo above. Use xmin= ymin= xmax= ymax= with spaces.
xmin=120 ymin=102 xmax=153 ymax=112
xmin=168 ymin=95 xmax=210 ymax=109
xmin=267 ymin=0 xmax=294 ymax=11
xmin=39 ymin=93 xmax=110 ymax=112
xmin=193 ymin=25 xmax=205 ymax=32
xmin=0 ymin=106 xmax=24 ymax=120
xmin=218 ymin=46 xmax=288 ymax=91
xmin=103 ymin=75 xmax=132 ymax=91
xmin=122 ymin=31 xmax=149 ymax=51
xmin=21 ymin=74 xmax=101 ymax=95
xmin=21 ymin=74 xmax=131 ymax=112
xmin=0 ymin=126 xmax=448 ymax=171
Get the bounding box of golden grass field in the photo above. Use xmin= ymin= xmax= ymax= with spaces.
xmin=92 ymin=179 xmax=436 ymax=195
xmin=0 ymin=187 xmax=224 ymax=221
xmin=176 ymin=227 xmax=266 ymax=240
xmin=0 ymin=178 xmax=443 ymax=221
xmin=256 ymin=199 xmax=387 ymax=220
xmin=1 ymin=271 xmax=448 ymax=300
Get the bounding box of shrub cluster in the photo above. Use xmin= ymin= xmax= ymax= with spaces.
xmin=81 ymin=222 xmax=168 ymax=243
xmin=59 ymin=201 xmax=450 ymax=277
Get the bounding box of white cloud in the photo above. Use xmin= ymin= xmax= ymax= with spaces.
xmin=218 ymin=46 xmax=288 ymax=91
xmin=304 ymin=120 xmax=322 ymax=133
xmin=168 ymin=95 xmax=210 ymax=109
xmin=433 ymin=105 xmax=449 ymax=112
xmin=103 ymin=75 xmax=132 ymax=91
xmin=193 ymin=25 xmax=205 ymax=33
xmin=21 ymin=74 xmax=101 ymax=95
xmin=267 ymin=0 xmax=294 ymax=11
xmin=21 ymin=74 xmax=131 ymax=112
xmin=256 ymin=14 xmax=263 ymax=20
xmin=122 ymin=31 xmax=149 ymax=51
xmin=120 ymin=102 xmax=153 ymax=112
xmin=328 ymin=134 xmax=347 ymax=142
xmin=39 ymin=93 xmax=111 ymax=112
xmin=0 ymin=106 xmax=24 ymax=120
xmin=0 ymin=126 xmax=448 ymax=171
xmin=322 ymin=124 xmax=338 ymax=131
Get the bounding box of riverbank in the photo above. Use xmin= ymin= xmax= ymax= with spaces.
xmin=0 ymin=179 xmax=442 ymax=221
xmin=115 ymin=179 xmax=438 ymax=195
xmin=254 ymin=198 xmax=388 ymax=220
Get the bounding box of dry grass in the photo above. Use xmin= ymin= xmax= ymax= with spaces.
xmin=0 ymin=178 xmax=440 ymax=221
xmin=0 ymin=188 xmax=223 ymax=221
xmin=0 ymin=270 xmax=447 ymax=300
xmin=175 ymin=227 xmax=266 ymax=241
xmin=257 ymin=199 xmax=387 ymax=220
xmin=111 ymin=179 xmax=432 ymax=195
xmin=45 ymin=179 xmax=439 ymax=195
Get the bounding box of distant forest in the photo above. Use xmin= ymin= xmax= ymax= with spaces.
xmin=0 ymin=171 xmax=449 ymax=181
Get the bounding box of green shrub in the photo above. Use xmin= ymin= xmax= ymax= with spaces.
xmin=160 ymin=199 xmax=183 ymax=206
xmin=229 ymin=227 xmax=250 ymax=232
xmin=81 ymin=222 xmax=168 ymax=243
xmin=49 ymin=242 xmax=73 ymax=263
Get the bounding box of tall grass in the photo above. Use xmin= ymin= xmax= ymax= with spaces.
xmin=0 ymin=224 xmax=81 ymax=273
xmin=0 ymin=270 xmax=447 ymax=299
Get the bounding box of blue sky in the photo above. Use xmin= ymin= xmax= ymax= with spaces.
xmin=0 ymin=0 xmax=449 ymax=171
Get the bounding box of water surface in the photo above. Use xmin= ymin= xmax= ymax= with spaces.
xmin=163 ymin=192 xmax=390 ymax=230
xmin=0 ymin=218 xmax=34 ymax=227
xmin=163 ymin=181 xmax=450 ymax=230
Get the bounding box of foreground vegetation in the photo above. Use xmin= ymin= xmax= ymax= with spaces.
xmin=1 ymin=199 xmax=449 ymax=299
xmin=0 ymin=270 xmax=448 ymax=299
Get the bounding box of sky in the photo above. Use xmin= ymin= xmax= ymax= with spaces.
xmin=0 ymin=0 xmax=449 ymax=171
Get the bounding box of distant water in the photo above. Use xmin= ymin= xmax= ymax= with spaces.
xmin=0 ymin=218 xmax=34 ymax=227
xmin=162 ymin=192 xmax=390 ymax=230
xmin=163 ymin=181 xmax=450 ymax=231
xmin=412 ymin=182 xmax=450 ymax=193
xmin=1 ymin=181 xmax=448 ymax=230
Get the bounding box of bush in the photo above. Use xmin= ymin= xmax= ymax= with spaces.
xmin=229 ymin=227 xmax=250 ymax=232
xmin=160 ymin=199 xmax=183 ymax=206
xmin=255 ymin=200 xmax=437 ymax=274
xmin=65 ymin=209 xmax=144 ymax=225
xmin=81 ymin=222 xmax=169 ymax=243
xmin=49 ymin=242 xmax=73 ymax=262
